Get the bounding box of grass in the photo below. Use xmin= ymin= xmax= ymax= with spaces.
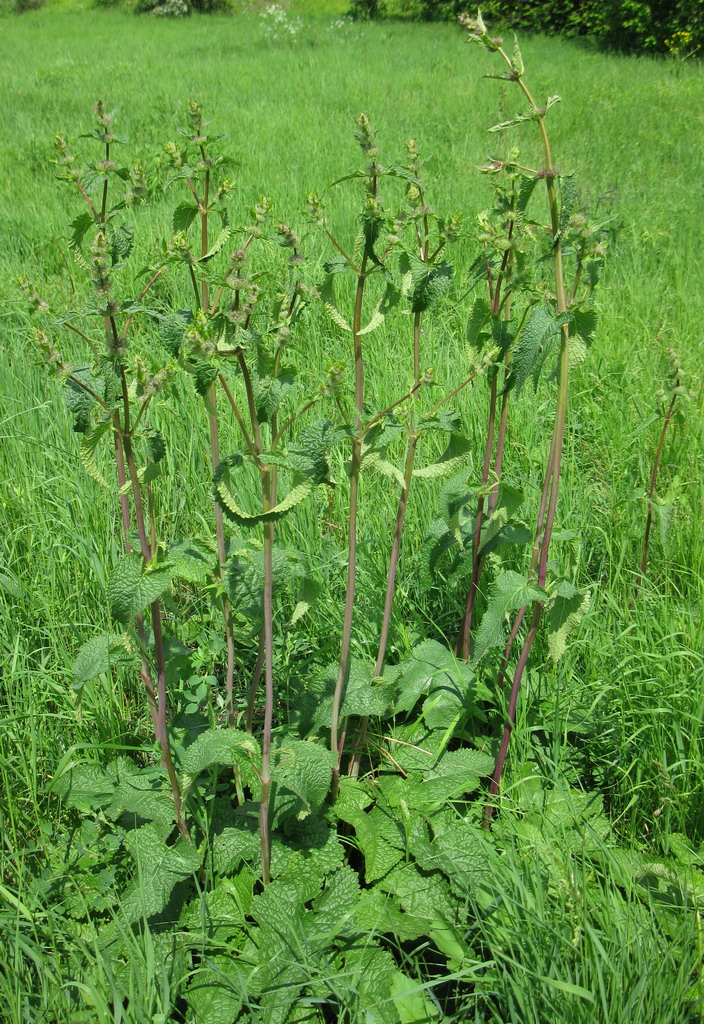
xmin=1 ymin=6 xmax=703 ymax=1022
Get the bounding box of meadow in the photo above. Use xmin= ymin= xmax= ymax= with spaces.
xmin=1 ymin=4 xmax=704 ymax=1022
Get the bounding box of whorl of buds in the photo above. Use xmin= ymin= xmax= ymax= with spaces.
xmin=186 ymin=99 xmax=204 ymax=136
xmin=145 ymin=363 xmax=177 ymax=397
xmin=124 ymin=163 xmax=148 ymax=207
xmin=354 ymin=113 xmax=378 ymax=159
xmin=94 ymin=101 xmax=114 ymax=130
xmin=185 ymin=311 xmax=216 ymax=360
xmin=459 ymin=9 xmax=502 ymax=51
xmin=90 ymin=232 xmax=112 ymax=296
xmin=164 ymin=141 xmax=183 ymax=169
xmin=666 ymin=349 xmax=688 ymax=401
xmin=319 ymin=361 xmax=345 ymax=396
xmin=214 ymin=178 xmax=234 ymax=204
xmin=439 ymin=212 xmax=461 ymax=245
xmin=168 ymin=231 xmax=196 ymax=266
xmin=276 ymin=223 xmax=304 ymax=265
xmin=305 ymin=192 xmax=327 ymax=228
xmin=406 ymin=138 xmax=420 ymax=175
xmin=33 ymin=329 xmax=69 ymax=375
xmin=19 ymin=277 xmax=50 ymax=315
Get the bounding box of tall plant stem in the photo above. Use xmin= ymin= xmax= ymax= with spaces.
xmin=120 ymin=373 xmax=189 ymax=838
xmin=259 ymin=471 xmax=275 ymax=884
xmin=330 ymin=253 xmax=369 ymax=788
xmin=633 ymin=392 xmax=677 ymax=600
xmin=348 ymin=305 xmax=423 ymax=778
xmin=114 ymin=430 xmax=159 ymax=737
xmin=484 ymin=45 xmax=571 ymax=818
xmin=458 ymin=375 xmax=497 ymax=659
xmin=207 ymin=385 xmax=236 ymax=727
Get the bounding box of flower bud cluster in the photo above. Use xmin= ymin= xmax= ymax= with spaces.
xmin=164 ymin=141 xmax=184 ymax=169
xmin=168 ymin=232 xmax=196 ymax=266
xmin=19 ymin=277 xmax=50 ymax=314
xmin=90 ymin=232 xmax=112 ymax=296
xmin=186 ymin=99 xmax=204 ymax=138
xmin=33 ymin=329 xmax=69 ymax=376
xmin=226 ymin=284 xmax=260 ymax=327
xmin=124 ymin=163 xmax=148 ymax=207
xmin=185 ymin=311 xmax=216 ymax=359
xmin=305 ymin=192 xmax=327 ymax=228
xmin=354 ymin=113 xmax=378 ymax=158
xmin=144 ymin=363 xmax=177 ymax=397
xmin=458 ymin=10 xmax=502 ymax=51
xmin=276 ymin=223 xmax=304 ymax=265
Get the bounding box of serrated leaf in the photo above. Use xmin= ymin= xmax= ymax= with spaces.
xmin=488 ymin=109 xmax=534 ymax=133
xmin=181 ymin=727 xmax=261 ymax=782
xmin=546 ymin=580 xmax=591 ymax=660
xmin=478 ymin=483 xmax=525 ymax=557
xmin=72 ymin=631 xmax=136 ymax=687
xmin=107 ymin=553 xmax=174 ymax=624
xmin=320 ymin=273 xmax=351 ymax=332
xmin=272 ymin=740 xmax=336 ymax=821
xmin=164 ymin=537 xmax=215 ymax=584
xmin=119 ymin=823 xmax=202 ymax=926
xmin=506 ymin=305 xmax=571 ymax=396
xmin=214 ymin=459 xmax=315 ymax=526
xmin=79 ymin=420 xmax=112 ymax=486
xmin=413 ymin=432 xmax=471 ymax=479
xmin=473 ymin=571 xmax=545 ymax=663
xmin=559 ymin=173 xmax=579 ymax=237
xmin=68 ymin=212 xmax=95 ymax=254
xmin=198 ymin=226 xmax=231 ymax=263
xmin=187 ymin=954 xmax=246 ymax=1024
xmin=173 ymin=202 xmax=199 ymax=232
xmin=572 ymin=307 xmax=598 ymax=343
xmin=146 ymin=430 xmax=166 ymax=464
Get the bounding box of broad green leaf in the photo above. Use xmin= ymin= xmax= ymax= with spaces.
xmin=119 ymin=823 xmax=202 ymax=926
xmin=164 ymin=537 xmax=215 ymax=584
xmin=466 ymin=295 xmax=492 ymax=351
xmin=338 ymin=803 xmax=405 ymax=884
xmin=214 ymin=459 xmax=315 ymax=526
xmin=107 ymin=553 xmax=173 ymax=624
xmin=506 ymin=305 xmax=571 ymax=396
xmin=413 ymin=432 xmax=471 ymax=479
xmin=271 ymin=740 xmax=336 ymax=820
xmin=472 ymin=570 xmax=545 ymax=663
xmin=187 ymin=954 xmax=246 ymax=1024
xmin=72 ymin=631 xmax=136 ymax=687
xmin=546 ymin=579 xmax=591 ymax=660
xmin=172 ymin=202 xmax=199 ymax=232
xmin=181 ymin=728 xmax=261 ymax=790
xmin=79 ymin=420 xmax=112 ymax=486
xmin=389 ymin=970 xmax=441 ymax=1023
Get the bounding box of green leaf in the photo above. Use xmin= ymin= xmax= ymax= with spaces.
xmin=107 ymin=553 xmax=173 ymax=624
xmin=181 ymin=728 xmax=261 ymax=789
xmin=338 ymin=803 xmax=405 ymax=884
xmin=478 ymin=483 xmax=525 ymax=557
xmin=546 ymin=579 xmax=591 ymax=660
xmin=473 ymin=571 xmax=545 ymax=663
xmin=198 ymin=226 xmax=231 ymax=263
xmin=320 ymin=273 xmax=351 ymax=332
xmin=79 ymin=420 xmax=112 ymax=486
xmin=505 ymin=305 xmax=571 ymax=396
xmin=389 ymin=969 xmax=441 ymax=1023
xmin=164 ymin=538 xmax=215 ymax=584
xmin=271 ymin=740 xmax=336 ymax=821
xmin=400 ymin=252 xmax=453 ymax=313
xmin=69 ymin=212 xmax=95 ymax=254
xmin=413 ymin=432 xmax=471 ymax=479
xmin=72 ymin=631 xmax=137 ymax=688
xmin=146 ymin=430 xmax=166 ymax=464
xmin=173 ymin=202 xmax=199 ymax=232
xmin=214 ymin=457 xmax=315 ymax=526
xmin=466 ymin=295 xmax=492 ymax=351
xmin=187 ymin=954 xmax=246 ymax=1024
xmin=119 ymin=823 xmax=202 ymax=926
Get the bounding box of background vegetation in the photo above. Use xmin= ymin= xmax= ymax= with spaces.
xmin=1 ymin=5 xmax=703 ymax=1023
